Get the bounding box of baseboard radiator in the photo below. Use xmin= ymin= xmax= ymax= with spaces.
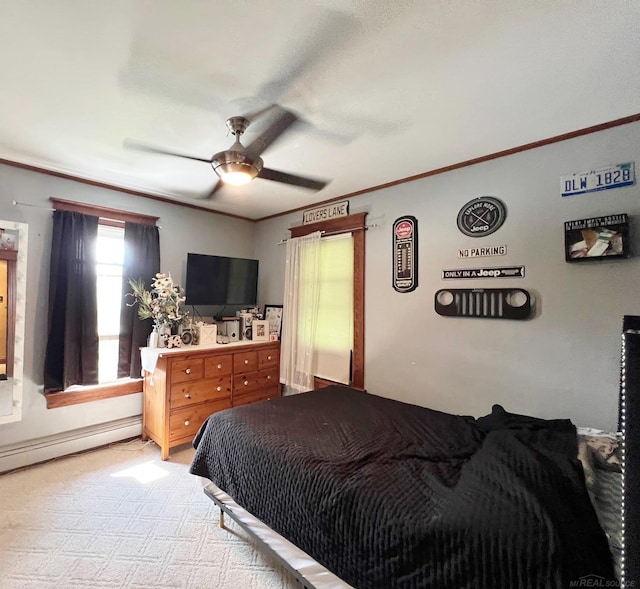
xmin=0 ymin=415 xmax=142 ymax=473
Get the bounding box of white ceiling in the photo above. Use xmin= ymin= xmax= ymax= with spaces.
xmin=1 ymin=1 xmax=639 ymax=220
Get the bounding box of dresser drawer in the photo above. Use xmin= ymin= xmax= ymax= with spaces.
xmin=169 ymin=399 xmax=231 ymax=442
xmin=204 ymin=354 xmax=232 ymax=377
xmin=233 ymin=366 xmax=279 ymax=395
xmin=258 ymin=347 xmax=280 ymax=369
xmin=169 ymin=376 xmax=231 ymax=408
xmin=233 ymin=385 xmax=280 ymax=407
xmin=233 ymin=350 xmax=258 ymax=372
xmin=170 ymin=357 xmax=204 ymax=384
xmin=144 ymin=341 xmax=280 ymax=460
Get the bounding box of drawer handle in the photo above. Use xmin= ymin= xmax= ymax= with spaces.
xmin=184 ymin=420 xmax=190 ymax=426
xmin=244 ymin=359 xmax=249 ymax=365
xmin=217 ymin=363 xmax=222 ymax=369
xmin=244 ymin=380 xmax=249 ymax=386
xmin=185 ymin=368 xmax=191 ymax=375
xmin=267 ymin=355 xmax=272 ymax=360
xmin=216 ymin=386 xmax=221 ymax=392
xmin=184 ymin=393 xmax=191 ymax=399
xmin=266 ymin=375 xmax=271 ymax=380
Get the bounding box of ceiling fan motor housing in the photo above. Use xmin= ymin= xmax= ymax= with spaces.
xmin=226 ymin=116 xmax=250 ymax=136
xmin=211 ymin=146 xmax=263 ymax=181
xmin=211 ymin=116 xmax=264 ymax=182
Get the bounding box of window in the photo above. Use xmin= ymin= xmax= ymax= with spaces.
xmin=44 ymin=198 xmax=159 ymax=408
xmin=96 ymin=224 xmax=125 ymax=383
xmin=287 ymin=212 xmax=367 ymax=390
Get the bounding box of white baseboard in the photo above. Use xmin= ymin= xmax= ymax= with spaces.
xmin=0 ymin=415 xmax=142 ymax=473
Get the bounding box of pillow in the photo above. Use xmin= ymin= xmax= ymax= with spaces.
xmin=577 ymin=428 xmax=622 ymax=473
xmin=577 ymin=437 xmax=597 ymax=491
xmin=476 ymin=404 xmax=572 ymax=431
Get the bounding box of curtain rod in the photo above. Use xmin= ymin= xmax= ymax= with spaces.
xmin=12 ymin=200 xmax=163 ymax=228
xmin=12 ymin=200 xmax=54 ymax=211
xmin=276 ymin=223 xmax=379 ymax=245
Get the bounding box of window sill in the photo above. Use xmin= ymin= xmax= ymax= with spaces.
xmin=45 ymin=379 xmax=143 ymax=409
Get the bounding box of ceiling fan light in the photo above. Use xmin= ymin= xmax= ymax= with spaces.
xmin=218 ymin=168 xmax=254 ymax=186
xmin=211 ymin=148 xmax=262 ymax=186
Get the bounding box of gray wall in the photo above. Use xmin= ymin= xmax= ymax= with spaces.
xmin=1 ymin=120 xmax=637 ymax=459
xmin=254 ymin=121 xmax=640 ymax=431
xmin=0 ymin=163 xmax=255 ymax=450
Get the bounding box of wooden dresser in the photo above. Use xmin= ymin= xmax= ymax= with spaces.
xmin=141 ymin=340 xmax=280 ymax=459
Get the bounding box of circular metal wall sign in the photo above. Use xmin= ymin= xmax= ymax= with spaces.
xmin=456 ymin=196 xmax=506 ymax=237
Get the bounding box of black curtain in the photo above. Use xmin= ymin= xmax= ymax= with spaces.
xmin=117 ymin=222 xmax=160 ymax=378
xmin=44 ymin=210 xmax=99 ymax=392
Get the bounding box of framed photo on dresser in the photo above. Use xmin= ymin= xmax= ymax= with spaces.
xmin=263 ymin=304 xmax=283 ymax=340
xmin=252 ymin=320 xmax=269 ymax=342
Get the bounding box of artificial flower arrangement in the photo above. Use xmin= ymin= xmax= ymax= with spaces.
xmin=127 ymin=272 xmax=188 ymax=331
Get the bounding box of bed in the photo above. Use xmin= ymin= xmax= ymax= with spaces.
xmin=189 ymin=385 xmax=623 ymax=589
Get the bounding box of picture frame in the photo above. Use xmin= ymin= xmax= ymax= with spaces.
xmin=564 ymin=214 xmax=630 ymax=263
xmin=263 ymin=304 xmax=283 ymax=340
xmin=252 ymin=320 xmax=269 ymax=342
xmin=0 ymin=228 xmax=18 ymax=251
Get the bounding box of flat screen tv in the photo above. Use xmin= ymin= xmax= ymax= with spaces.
xmin=185 ymin=253 xmax=259 ymax=306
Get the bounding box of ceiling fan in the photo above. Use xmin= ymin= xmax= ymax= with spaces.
xmin=124 ymin=106 xmax=329 ymax=199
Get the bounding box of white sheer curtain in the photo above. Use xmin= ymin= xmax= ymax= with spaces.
xmin=280 ymin=231 xmax=322 ymax=394
xmin=312 ymin=233 xmax=353 ymax=384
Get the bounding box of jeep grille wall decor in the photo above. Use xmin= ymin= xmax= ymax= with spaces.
xmin=435 ymin=288 xmax=533 ymax=320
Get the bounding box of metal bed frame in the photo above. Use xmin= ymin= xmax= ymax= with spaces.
xmin=203 ymin=482 xmax=353 ymax=589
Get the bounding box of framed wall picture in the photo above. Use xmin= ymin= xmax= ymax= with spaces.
xmin=0 ymin=229 xmax=18 ymax=251
xmin=252 ymin=320 xmax=269 ymax=342
xmin=264 ymin=304 xmax=283 ymax=340
xmin=564 ymin=214 xmax=630 ymax=262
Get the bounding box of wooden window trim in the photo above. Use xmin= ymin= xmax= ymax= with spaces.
xmin=289 ymin=212 xmax=367 ymax=390
xmin=289 ymin=212 xmax=367 ymax=239
xmin=45 ymin=379 xmax=143 ymax=409
xmin=45 ymin=199 xmax=156 ymax=408
xmin=50 ymin=197 xmax=159 ymax=226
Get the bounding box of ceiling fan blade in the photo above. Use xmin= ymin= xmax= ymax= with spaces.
xmin=259 ymin=167 xmax=328 ymax=191
xmin=244 ymin=108 xmax=299 ymax=157
xmin=198 ymin=179 xmax=224 ymax=200
xmin=257 ymin=9 xmax=357 ymax=105
xmin=123 ymin=138 xmax=213 ymax=164
xmin=119 ymin=62 xmax=234 ymax=114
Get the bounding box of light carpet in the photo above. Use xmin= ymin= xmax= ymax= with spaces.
xmin=0 ymin=439 xmax=299 ymax=589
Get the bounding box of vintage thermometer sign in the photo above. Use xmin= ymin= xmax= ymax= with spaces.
xmin=393 ymin=215 xmax=418 ymax=293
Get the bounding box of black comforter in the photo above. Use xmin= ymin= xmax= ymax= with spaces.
xmin=190 ymin=386 xmax=615 ymax=589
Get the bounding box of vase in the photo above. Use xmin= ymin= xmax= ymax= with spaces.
xmin=147 ymin=329 xmax=160 ymax=348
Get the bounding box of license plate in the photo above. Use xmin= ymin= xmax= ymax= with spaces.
xmin=561 ymin=162 xmax=635 ymax=197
